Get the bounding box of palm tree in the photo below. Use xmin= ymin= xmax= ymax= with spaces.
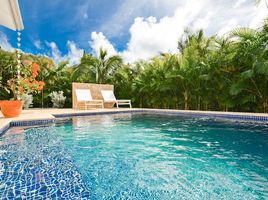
xmin=178 ymin=29 xmax=212 ymax=109
xmin=229 ymin=26 xmax=268 ymax=112
xmin=94 ymin=48 xmax=122 ymax=84
xmin=72 ymin=51 xmax=96 ymax=82
xmin=72 ymin=48 xmax=122 ymax=84
xmin=111 ymin=63 xmax=135 ymax=103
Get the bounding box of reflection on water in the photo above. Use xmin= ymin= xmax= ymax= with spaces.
xmin=1 ymin=113 xmax=268 ymax=199
xmin=0 ymin=127 xmax=25 ymax=146
xmin=56 ymin=114 xmax=268 ymax=199
xmin=72 ymin=113 xmax=132 ymax=128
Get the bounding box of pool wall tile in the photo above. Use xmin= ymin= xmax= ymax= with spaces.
xmin=144 ymin=110 xmax=268 ymax=122
xmin=53 ymin=109 xmax=145 ymax=118
xmin=1 ymin=109 xmax=268 ymax=135
xmin=10 ymin=119 xmax=56 ymax=127
xmin=0 ymin=124 xmax=10 ymax=136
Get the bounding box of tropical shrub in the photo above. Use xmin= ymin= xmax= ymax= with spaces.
xmin=49 ymin=91 xmax=66 ymax=108
xmin=21 ymin=94 xmax=33 ymax=109
xmin=0 ymin=60 xmax=45 ymax=100
xmin=0 ymin=19 xmax=267 ymax=113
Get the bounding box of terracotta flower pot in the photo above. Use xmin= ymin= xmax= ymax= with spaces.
xmin=0 ymin=100 xmax=23 ymax=118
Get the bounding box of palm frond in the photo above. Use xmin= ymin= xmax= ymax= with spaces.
xmin=229 ymin=27 xmax=258 ymax=39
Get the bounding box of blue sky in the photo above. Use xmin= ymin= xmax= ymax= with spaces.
xmin=0 ymin=0 xmax=267 ymax=64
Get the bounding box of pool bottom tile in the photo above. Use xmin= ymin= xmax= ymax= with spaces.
xmin=0 ymin=126 xmax=90 ymax=200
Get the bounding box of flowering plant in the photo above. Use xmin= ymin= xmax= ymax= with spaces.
xmin=5 ymin=62 xmax=45 ymax=100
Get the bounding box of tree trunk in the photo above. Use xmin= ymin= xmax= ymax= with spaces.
xmin=184 ymin=91 xmax=188 ymax=110
xmin=176 ymin=96 xmax=179 ymax=109
xmin=96 ymin=71 xmax=99 ymax=83
xmin=197 ymin=96 xmax=201 ymax=110
xmin=263 ymin=99 xmax=268 ymax=113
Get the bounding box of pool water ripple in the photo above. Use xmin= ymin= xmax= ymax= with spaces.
xmin=53 ymin=114 xmax=268 ymax=199
xmin=1 ymin=113 xmax=268 ymax=199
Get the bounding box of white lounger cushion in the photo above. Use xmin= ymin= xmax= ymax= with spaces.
xmin=101 ymin=90 xmax=132 ymax=108
xmin=76 ymin=89 xmax=93 ymax=101
xmin=101 ymin=90 xmax=117 ymax=101
xmin=75 ymin=89 xmax=103 ymax=109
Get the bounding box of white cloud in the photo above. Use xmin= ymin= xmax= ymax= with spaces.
xmin=45 ymin=41 xmax=62 ymax=64
xmin=217 ymin=19 xmax=239 ymax=36
xmin=90 ymin=32 xmax=117 ymax=57
xmin=88 ymin=0 xmax=267 ymax=63
xmin=46 ymin=40 xmax=83 ymax=65
xmin=233 ymin=0 xmax=247 ymax=8
xmin=65 ymin=41 xmax=84 ymax=65
xmin=34 ymin=40 xmax=42 ymax=49
xmin=120 ymin=0 xmax=208 ymax=62
xmin=0 ymin=31 xmax=13 ymax=51
xmin=193 ymin=12 xmax=213 ymax=31
xmin=100 ymin=0 xmax=184 ymax=38
xmin=250 ymin=0 xmax=268 ymax=28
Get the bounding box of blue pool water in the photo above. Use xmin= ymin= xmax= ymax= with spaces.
xmin=1 ymin=113 xmax=268 ymax=199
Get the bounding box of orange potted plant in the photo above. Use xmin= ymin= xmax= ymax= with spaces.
xmin=0 ymin=62 xmax=45 ymax=118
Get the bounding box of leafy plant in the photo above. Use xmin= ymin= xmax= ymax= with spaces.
xmin=1 ymin=18 xmax=267 ymax=113
xmin=49 ymin=91 xmax=66 ymax=108
xmin=1 ymin=61 xmax=45 ymax=100
xmin=21 ymin=94 xmax=33 ymax=109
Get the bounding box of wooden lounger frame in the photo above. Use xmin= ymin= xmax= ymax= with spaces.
xmin=72 ymin=83 xmax=115 ymax=109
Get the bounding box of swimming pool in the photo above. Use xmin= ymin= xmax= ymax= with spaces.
xmin=1 ymin=113 xmax=268 ymax=199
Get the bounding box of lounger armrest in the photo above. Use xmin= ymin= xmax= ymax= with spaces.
xmin=116 ymin=100 xmax=131 ymax=102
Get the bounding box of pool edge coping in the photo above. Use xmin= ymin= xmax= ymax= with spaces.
xmin=1 ymin=108 xmax=268 ymax=135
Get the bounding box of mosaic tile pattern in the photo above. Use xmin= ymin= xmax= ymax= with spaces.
xmin=53 ymin=109 xmax=143 ymax=118
xmin=0 ymin=113 xmax=268 ymax=199
xmin=1 ymin=109 xmax=268 ymax=136
xmin=0 ymin=125 xmax=9 ymax=137
xmin=54 ymin=110 xmax=268 ymax=122
xmin=0 ymin=126 xmax=90 ymax=199
xmin=57 ymin=114 xmax=268 ymax=199
xmin=147 ymin=110 xmax=268 ymax=121
xmin=10 ymin=119 xmax=55 ymax=127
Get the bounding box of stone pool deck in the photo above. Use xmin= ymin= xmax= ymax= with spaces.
xmin=1 ymin=108 xmax=268 ymax=134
